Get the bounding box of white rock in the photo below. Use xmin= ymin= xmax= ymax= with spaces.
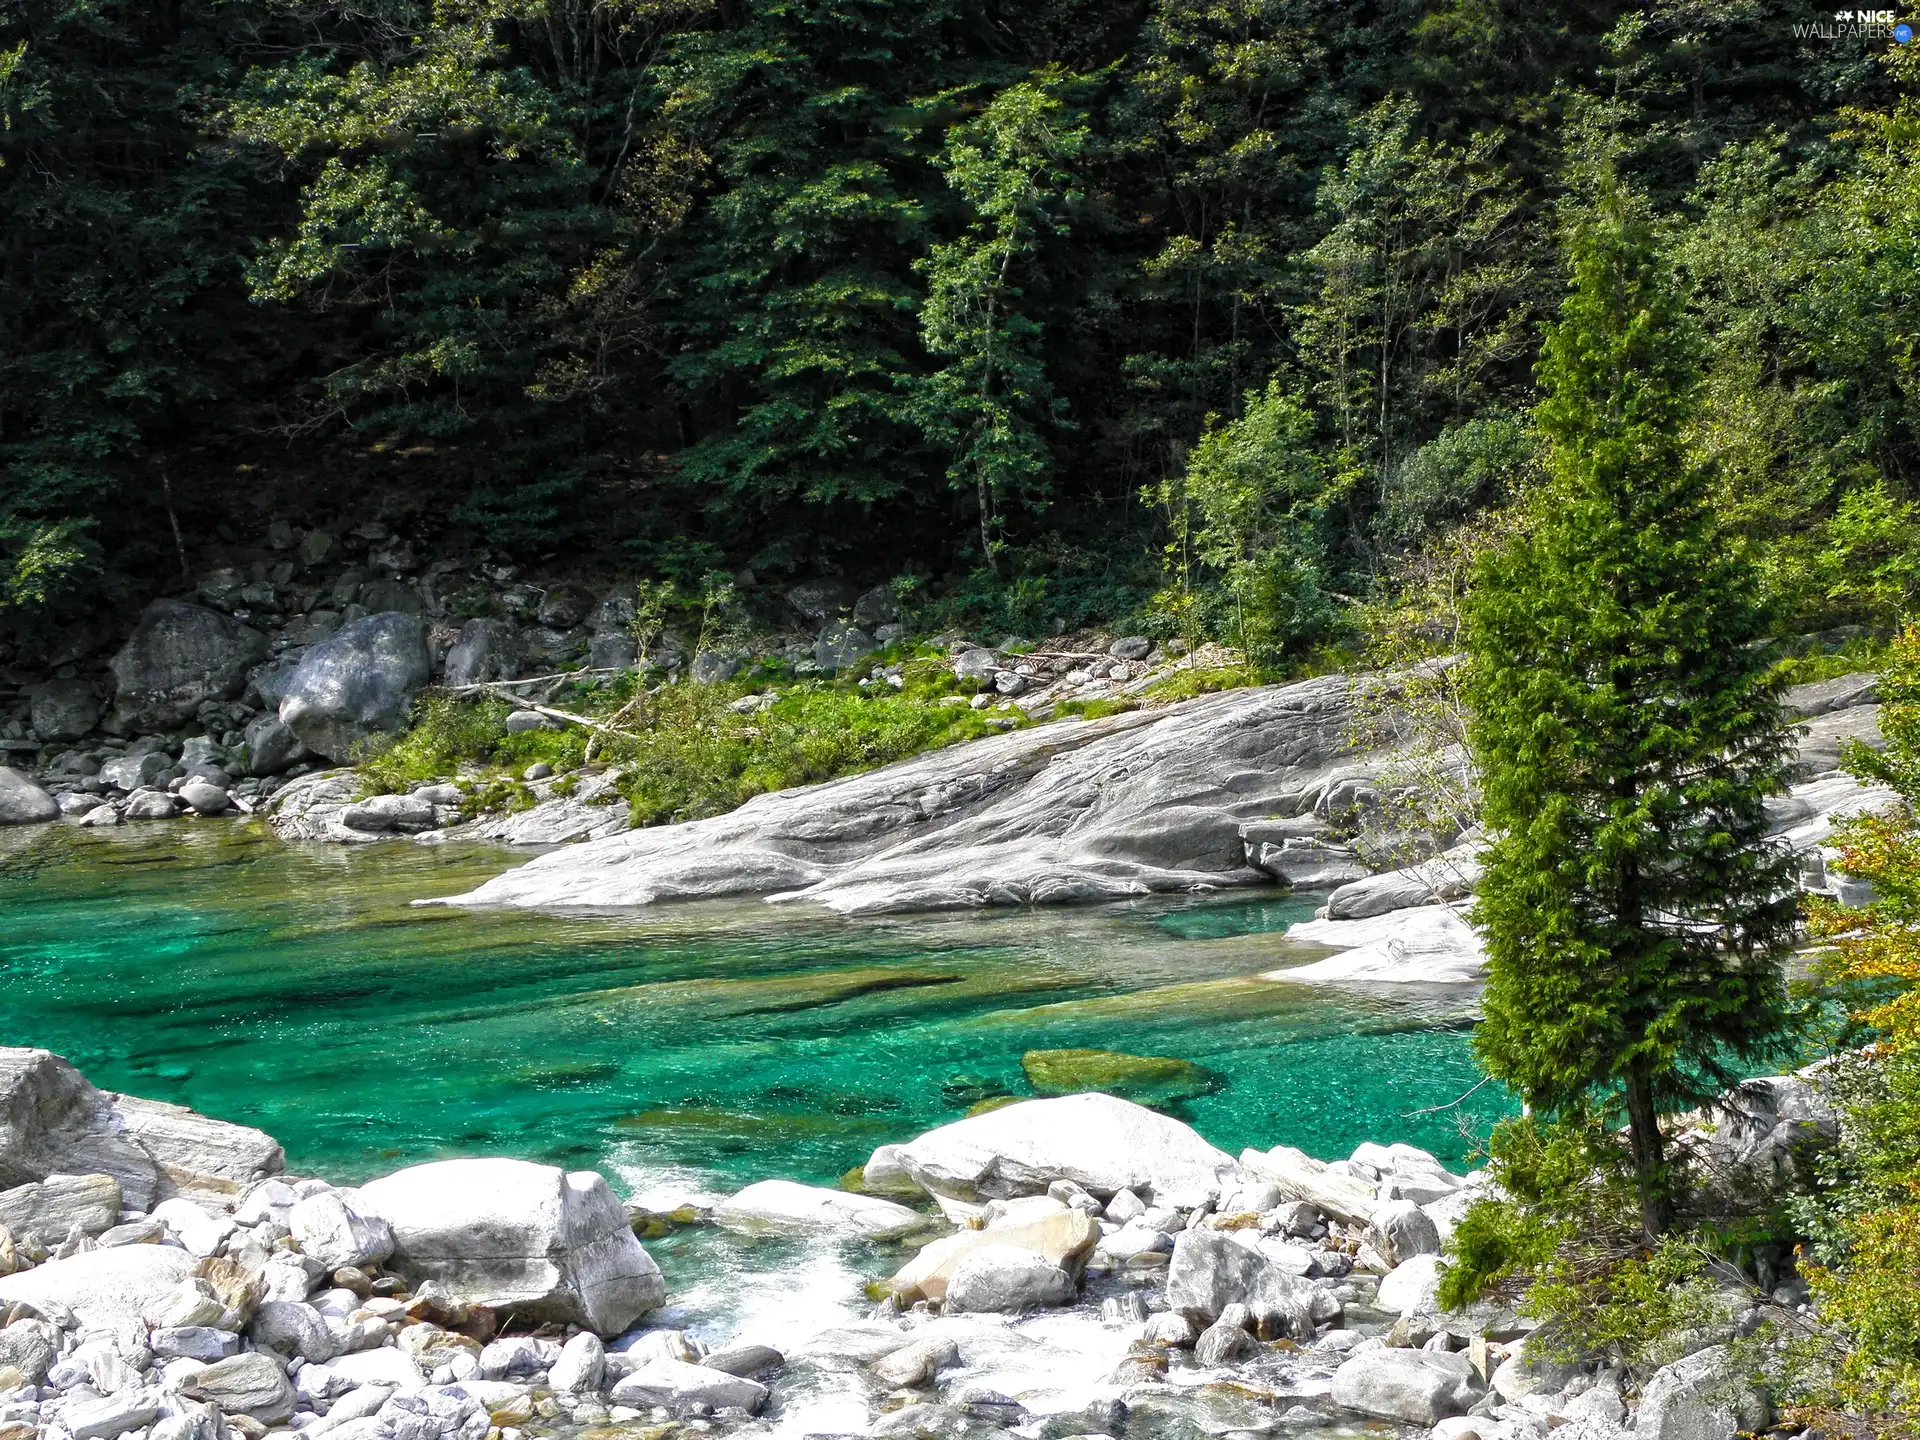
xmin=1491 ymin=1337 xmax=1580 ymax=1401
xmin=288 ymin=1192 xmax=393 ymax=1272
xmin=324 ymin=1348 xmax=423 ymax=1389
xmin=1331 ymin=1348 xmax=1484 ymax=1425
xmin=64 ymin=1386 xmax=163 ymax=1440
xmin=881 ymin=1093 xmax=1237 ymax=1208
xmin=232 ymin=1179 xmax=299 ymax=1227
xmin=1636 ymin=1345 xmax=1771 ymax=1440
xmin=547 ymin=1332 xmax=605 ymax=1394
xmin=353 ymin=1158 xmax=664 ymax=1335
xmin=607 ymin=1357 xmax=767 ymax=1414
xmin=1272 ymin=904 xmax=1484 ymax=985
xmin=1372 ymin=1199 xmax=1442 ymax=1264
xmin=943 ymin=1245 xmax=1077 ymax=1313
xmin=1165 ymin=1228 xmax=1326 ymax=1332
xmin=150 ymin=1200 xmax=234 ymax=1258
xmin=1103 ymin=1188 xmax=1146 ymax=1224
xmin=1378 ymin=1253 xmax=1445 ymax=1315
xmin=710 ymin=1180 xmax=923 ymax=1240
xmin=0 ymin=1244 xmax=195 ymax=1346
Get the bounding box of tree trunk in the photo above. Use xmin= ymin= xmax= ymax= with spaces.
xmin=1623 ymin=1062 xmax=1671 ymax=1238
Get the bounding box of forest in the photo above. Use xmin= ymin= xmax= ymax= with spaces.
xmin=5 ymin=0 xmax=1920 ymax=656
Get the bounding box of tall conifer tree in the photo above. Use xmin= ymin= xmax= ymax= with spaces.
xmin=1464 ymin=180 xmax=1799 ymax=1237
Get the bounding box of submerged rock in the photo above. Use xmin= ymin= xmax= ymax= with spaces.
xmin=1021 ymin=1048 xmax=1222 ymax=1108
xmin=711 ymin=1179 xmax=924 ymax=1240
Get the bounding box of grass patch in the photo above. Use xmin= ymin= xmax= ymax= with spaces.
xmin=1142 ymin=663 xmax=1261 ymax=704
xmin=1053 ymin=697 xmax=1137 ymax=720
xmin=1776 ymin=635 xmax=1888 ymax=687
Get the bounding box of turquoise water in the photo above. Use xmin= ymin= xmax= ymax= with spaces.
xmin=0 ymin=821 xmax=1512 ymax=1189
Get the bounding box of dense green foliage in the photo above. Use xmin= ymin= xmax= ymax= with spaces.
xmin=7 ymin=2 xmax=1920 ymax=657
xmin=1461 ymin=185 xmax=1799 ymax=1235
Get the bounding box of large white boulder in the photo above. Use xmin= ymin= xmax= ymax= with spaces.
xmin=0 ymin=1244 xmax=195 ymax=1344
xmin=354 ymin=1158 xmax=664 ymax=1335
xmin=886 ymin=1207 xmax=1097 ymax=1304
xmin=1636 ymin=1344 xmax=1771 ymax=1440
xmin=877 ymin=1093 xmax=1237 ymax=1207
xmin=289 ymin=1191 xmax=393 ymax=1271
xmin=1331 ymin=1347 xmax=1485 ymax=1424
xmin=1164 ymin=1228 xmax=1329 ymax=1331
xmin=711 ymin=1179 xmax=923 ymax=1240
xmin=943 ymin=1245 xmax=1076 ymax=1313
xmin=1271 ymin=904 xmax=1485 ymax=985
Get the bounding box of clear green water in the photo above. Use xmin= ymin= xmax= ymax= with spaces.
xmin=0 ymin=821 xmax=1512 ymax=1190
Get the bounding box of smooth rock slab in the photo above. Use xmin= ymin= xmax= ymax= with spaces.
xmin=1330 ymin=1347 xmax=1485 ymax=1424
xmin=1271 ymin=904 xmax=1485 ymax=985
xmin=881 ymin=1093 xmax=1238 ymax=1208
xmin=609 ymin=1356 xmax=768 ymax=1414
xmin=0 ymin=1239 xmax=194 ymax=1342
xmin=0 ymin=1172 xmax=121 ymax=1245
xmin=355 ymin=1157 xmax=664 ymax=1335
xmin=711 ymin=1179 xmax=923 ymax=1240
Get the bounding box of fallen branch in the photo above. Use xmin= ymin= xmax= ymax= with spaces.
xmin=442 ymin=667 xmax=619 ymax=691
xmin=1400 ymin=1074 xmax=1494 ymax=1119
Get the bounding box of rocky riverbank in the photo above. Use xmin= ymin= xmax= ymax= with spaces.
xmin=0 ymin=1047 xmax=1820 ymax=1440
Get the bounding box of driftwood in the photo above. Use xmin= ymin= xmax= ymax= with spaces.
xmin=443 ymin=677 xmax=633 ymax=739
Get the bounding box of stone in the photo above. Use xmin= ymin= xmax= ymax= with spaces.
xmin=1109 ymin=637 xmax=1152 ymax=661
xmin=64 ymin=1387 xmax=163 ymax=1440
xmin=1325 ymin=847 xmax=1484 ymax=921
xmin=785 ymin=579 xmax=856 ymax=621
xmin=1372 ymin=1200 xmax=1442 ymax=1265
xmin=242 ymin=714 xmax=309 ymax=777
xmin=0 ymin=1234 xmax=195 ymax=1342
xmin=1636 ymin=1345 xmax=1771 ymax=1440
xmin=871 ymin=1335 xmax=959 ymax=1388
xmin=1242 ymin=832 xmax=1372 ymax=888
xmin=712 ymin=1179 xmax=923 ymax=1240
xmin=853 ymin=585 xmax=902 ymax=629
xmin=1378 ymin=1253 xmax=1445 ymax=1315
xmin=337 ymin=794 xmax=435 ymax=835
xmin=1194 ymin=1318 xmax=1257 ymax=1366
xmin=184 ymin=1351 xmax=297 ymax=1423
xmin=1237 ymin=1145 xmax=1379 ymax=1227
xmin=177 ymin=780 xmax=230 ymax=816
xmin=1105 ymin=1187 xmax=1146 ymax=1223
xmin=442 ymin=619 xmax=524 ymax=688
xmin=353 ymin=1158 xmax=664 ymax=1334
xmin=31 ymin=680 xmax=101 ymax=742
xmin=480 ymin=1335 xmax=558 ymax=1379
xmin=0 ymin=1319 xmax=58 ymax=1383
xmin=548 ymin=1331 xmax=605 ymax=1393
xmin=944 ymin=1244 xmax=1077 ymax=1313
xmin=1271 ymin=905 xmax=1486 ymax=986
xmin=1164 ymin=1229 xmax=1322 ymax=1331
xmin=814 ymin=620 xmax=875 ymax=673
xmin=690 ymin=650 xmax=742 ymax=685
xmin=278 ymin=613 xmax=433 ymax=763
xmin=952 ymin=649 xmax=1001 ymax=682
xmin=590 ymin=632 xmax=640 ymax=671
xmin=1490 ymin=1337 xmax=1580 ymax=1402
xmin=151 ymin=1325 xmax=242 ymax=1362
xmin=326 ymin=1347 xmax=424 ymax=1388
xmin=880 ymin=1093 xmax=1237 ymax=1209
xmin=701 ymin=1343 xmax=784 ymax=1379
xmin=109 ymin=601 xmax=269 ymax=731
xmin=124 ymin=788 xmax=182 ymax=820
xmin=1020 ymin=1049 xmax=1220 ymax=1107
xmin=290 ymin=1191 xmax=393 ymax=1270
xmin=608 ymin=1356 xmax=768 ymax=1415
xmin=0 ymin=1172 xmax=121 ymax=1245
xmin=247 ymin=1301 xmax=336 ymax=1362
xmin=1330 ymin=1348 xmax=1485 ymax=1425
xmin=100 ymin=752 xmax=171 ymax=792
xmin=888 ymin=1208 xmax=1096 ymax=1303
xmin=1142 ymin=1311 xmax=1197 ymax=1348
xmin=0 ymin=769 xmax=58 ymax=825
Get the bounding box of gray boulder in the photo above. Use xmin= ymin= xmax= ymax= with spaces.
xmin=31 ymin=679 xmax=101 ymax=742
xmin=786 ymin=579 xmax=856 ymax=621
xmin=853 ymin=585 xmax=902 ymax=629
xmin=247 ymin=1300 xmax=337 ymax=1363
xmin=65 ymin=1388 xmax=164 ymax=1440
xmin=549 ymin=1330 xmax=606 ymax=1393
xmin=151 ymin=1325 xmax=243 ymax=1362
xmin=1165 ymin=1228 xmax=1321 ymax=1332
xmin=871 ymin=1335 xmax=959 ymax=1388
xmin=339 ymin=793 xmax=437 ymax=835
xmin=124 ymin=788 xmax=182 ymax=820
xmin=590 ymin=632 xmax=640 ymax=671
xmin=242 ymin=713 xmax=309 ymax=776
xmin=814 ymin=620 xmax=875 ymax=673
xmin=184 ymin=1351 xmax=297 ymax=1423
xmin=100 ymin=751 xmax=171 ymax=792
xmin=279 ymin=612 xmax=432 ymax=762
xmin=611 ymin=1355 xmax=769 ymax=1414
xmin=354 ymin=1157 xmax=665 ymax=1334
xmin=944 ymin=1244 xmax=1077 ymax=1313
xmin=442 ymin=618 xmax=524 ymax=688
xmin=1371 ymin=1199 xmax=1441 ymax=1265
xmin=109 ymin=599 xmax=268 ymax=731
xmin=1193 ymin=1318 xmax=1257 ymax=1366
xmin=0 ymin=768 xmax=58 ymax=825
xmin=1329 ymin=1347 xmax=1484 ymax=1424
xmin=288 ymin=1190 xmax=392 ymax=1270
xmin=178 ymin=779 xmax=230 ymax=816
xmin=0 ymin=1318 xmax=59 ymax=1383
xmin=691 ymin=649 xmax=743 ymax=685
xmin=0 ymin=1047 xmax=284 ymax=1209
xmin=1636 ymin=1344 xmax=1771 ymax=1440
